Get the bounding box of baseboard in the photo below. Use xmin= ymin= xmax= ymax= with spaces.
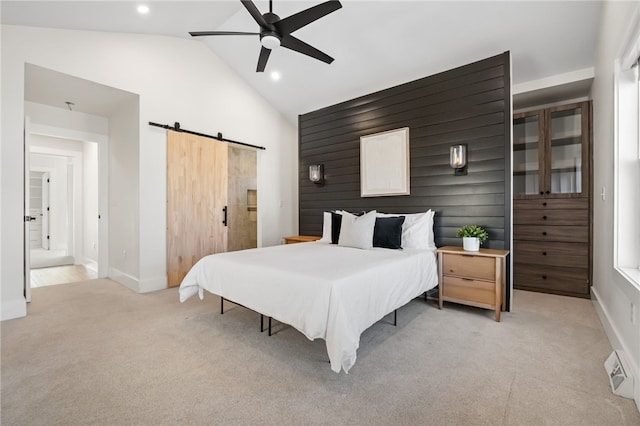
xmin=82 ymin=258 xmax=98 ymax=273
xmin=108 ymin=267 xmax=167 ymax=293
xmin=592 ymin=286 xmax=640 ymax=411
xmin=138 ymin=276 xmax=167 ymax=293
xmin=1 ymin=298 xmax=27 ymax=321
xmin=108 ymin=267 xmax=141 ymax=293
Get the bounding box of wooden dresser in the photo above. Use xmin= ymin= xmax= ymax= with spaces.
xmin=513 ymin=101 xmax=592 ymax=298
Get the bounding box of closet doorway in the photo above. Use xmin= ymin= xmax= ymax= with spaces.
xmin=166 ymin=130 xmax=257 ymax=287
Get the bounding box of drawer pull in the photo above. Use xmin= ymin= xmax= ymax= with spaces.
xmin=545 ymin=191 xmax=550 ymax=194
xmin=542 ymin=202 xmax=547 ymax=206
xmin=542 ymin=231 xmax=547 ymax=236
xmin=542 ymin=275 xmax=547 ymax=279
xmin=539 ymin=191 xmax=544 ymax=195
xmin=542 ymin=251 xmax=547 ymax=256
xmin=461 ymin=278 xmax=473 ymax=281
xmin=543 ymin=215 xmax=547 ymax=220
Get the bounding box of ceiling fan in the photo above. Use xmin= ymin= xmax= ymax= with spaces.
xmin=190 ymin=0 xmax=342 ymax=72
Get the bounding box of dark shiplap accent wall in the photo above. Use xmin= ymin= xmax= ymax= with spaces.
xmin=298 ymin=52 xmax=511 ymax=253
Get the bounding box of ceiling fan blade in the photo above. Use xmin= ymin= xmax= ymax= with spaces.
xmin=275 ymin=1 xmax=342 ymax=35
xmin=241 ymin=0 xmax=271 ymax=29
xmin=281 ymin=35 xmax=334 ymax=64
xmin=257 ymin=47 xmax=271 ymax=72
xmin=189 ymin=31 xmax=259 ymax=37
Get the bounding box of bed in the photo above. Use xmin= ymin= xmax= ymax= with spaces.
xmin=179 ymin=239 xmax=439 ymax=373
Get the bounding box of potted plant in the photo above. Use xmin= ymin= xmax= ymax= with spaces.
xmin=456 ymin=225 xmax=488 ymax=252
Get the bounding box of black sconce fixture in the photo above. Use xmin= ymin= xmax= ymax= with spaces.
xmin=450 ymin=144 xmax=467 ymax=176
xmin=309 ymin=164 xmax=324 ymax=185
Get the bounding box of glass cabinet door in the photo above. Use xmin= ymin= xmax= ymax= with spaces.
xmin=548 ymin=106 xmax=584 ymax=195
xmin=513 ymin=113 xmax=542 ymax=197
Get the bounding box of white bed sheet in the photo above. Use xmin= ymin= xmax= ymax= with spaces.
xmin=179 ymin=241 xmax=438 ymax=373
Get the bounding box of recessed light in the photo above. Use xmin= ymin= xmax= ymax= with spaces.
xmin=270 ymin=71 xmax=281 ymax=81
xmin=137 ymin=5 xmax=150 ymax=14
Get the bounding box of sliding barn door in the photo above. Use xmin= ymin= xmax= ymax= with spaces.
xmin=167 ymin=130 xmax=228 ymax=287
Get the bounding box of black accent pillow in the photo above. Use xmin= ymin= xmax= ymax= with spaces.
xmin=331 ymin=212 xmax=343 ymax=244
xmin=373 ymin=216 xmax=405 ymax=249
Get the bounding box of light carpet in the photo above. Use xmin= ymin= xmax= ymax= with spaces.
xmin=2 ymin=279 xmax=639 ymax=425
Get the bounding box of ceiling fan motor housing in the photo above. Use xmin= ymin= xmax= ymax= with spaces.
xmin=260 ymin=12 xmax=281 ymax=49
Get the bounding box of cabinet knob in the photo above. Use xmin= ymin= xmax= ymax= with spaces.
xmin=542 ymin=251 xmax=547 ymax=256
xmin=545 ymin=191 xmax=550 ymax=194
xmin=539 ymin=191 xmax=544 ymax=195
xmin=542 ymin=275 xmax=547 ymax=280
xmin=542 ymin=202 xmax=547 ymax=206
xmin=542 ymin=231 xmax=547 ymax=236
xmin=543 ymin=215 xmax=547 ymax=220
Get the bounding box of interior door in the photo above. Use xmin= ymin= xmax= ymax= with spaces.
xmin=23 ymin=117 xmax=32 ymax=302
xmin=167 ymin=130 xmax=228 ymax=287
xmin=41 ymin=172 xmax=50 ymax=250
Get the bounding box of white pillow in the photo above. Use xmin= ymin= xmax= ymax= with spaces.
xmin=338 ymin=210 xmax=377 ymax=249
xmin=377 ymin=210 xmax=435 ymax=249
xmin=319 ymin=211 xmax=333 ymax=243
xmin=319 ymin=210 xmax=350 ymax=243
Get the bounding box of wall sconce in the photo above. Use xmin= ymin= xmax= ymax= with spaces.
xmin=450 ymin=144 xmax=467 ymax=176
xmin=309 ymin=164 xmax=324 ymax=185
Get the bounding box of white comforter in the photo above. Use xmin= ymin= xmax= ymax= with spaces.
xmin=179 ymin=241 xmax=438 ymax=373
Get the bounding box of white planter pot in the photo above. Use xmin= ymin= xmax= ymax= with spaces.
xmin=463 ymin=237 xmax=480 ymax=251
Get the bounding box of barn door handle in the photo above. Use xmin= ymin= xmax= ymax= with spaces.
xmin=223 ymin=206 xmax=228 ymax=226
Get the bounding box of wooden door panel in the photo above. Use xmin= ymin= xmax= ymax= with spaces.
xmin=167 ymin=131 xmax=228 ymax=287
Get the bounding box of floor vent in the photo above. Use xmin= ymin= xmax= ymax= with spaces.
xmin=604 ymin=350 xmax=634 ymax=399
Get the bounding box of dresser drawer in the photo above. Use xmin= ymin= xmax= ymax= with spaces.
xmin=442 ymin=253 xmax=495 ymax=281
xmin=513 ymin=208 xmax=588 ymax=226
xmin=514 ymin=264 xmax=589 ymax=296
xmin=442 ymin=276 xmax=496 ymax=307
xmin=514 ymin=198 xmax=589 ymax=210
xmin=513 ymin=241 xmax=588 ymax=268
xmin=514 ymin=225 xmax=588 ymax=243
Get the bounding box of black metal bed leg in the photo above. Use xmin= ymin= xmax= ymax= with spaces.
xmin=424 ymin=291 xmax=427 ymax=301
xmin=220 ymin=297 xmax=224 ymax=314
xmin=393 ymin=309 xmax=397 ymax=326
xmin=268 ymin=317 xmax=272 ymax=336
xmin=260 ymin=314 xmax=264 ymax=332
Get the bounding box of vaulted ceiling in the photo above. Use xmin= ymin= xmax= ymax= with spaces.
xmin=2 ymin=1 xmax=602 ymax=122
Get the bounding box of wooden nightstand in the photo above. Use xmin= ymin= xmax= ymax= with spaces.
xmin=437 ymin=246 xmax=509 ymax=322
xmin=283 ymin=235 xmax=321 ymax=244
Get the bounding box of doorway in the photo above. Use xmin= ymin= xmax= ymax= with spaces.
xmin=26 ymin=136 xmax=100 ymax=288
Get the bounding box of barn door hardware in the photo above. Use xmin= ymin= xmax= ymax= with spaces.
xmin=223 ymin=206 xmax=228 ymax=227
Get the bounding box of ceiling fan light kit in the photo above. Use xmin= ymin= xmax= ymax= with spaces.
xmin=189 ymin=0 xmax=342 ymax=72
xmin=260 ymin=33 xmax=281 ymax=49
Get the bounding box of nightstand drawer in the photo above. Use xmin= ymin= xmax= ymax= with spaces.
xmin=442 ymin=253 xmax=494 ymax=281
xmin=442 ymin=276 xmax=495 ymax=307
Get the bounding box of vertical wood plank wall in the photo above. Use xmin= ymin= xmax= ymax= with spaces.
xmin=298 ymin=53 xmax=511 ymax=252
xmin=167 ymin=131 xmax=228 ymax=287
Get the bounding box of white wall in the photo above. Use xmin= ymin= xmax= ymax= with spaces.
xmin=1 ymin=25 xmax=298 ymax=320
xmin=108 ymin=97 xmax=141 ymax=288
xmin=591 ymin=0 xmax=640 ymax=408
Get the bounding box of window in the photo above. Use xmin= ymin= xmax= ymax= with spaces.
xmin=614 ymin=31 xmax=640 ymax=286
